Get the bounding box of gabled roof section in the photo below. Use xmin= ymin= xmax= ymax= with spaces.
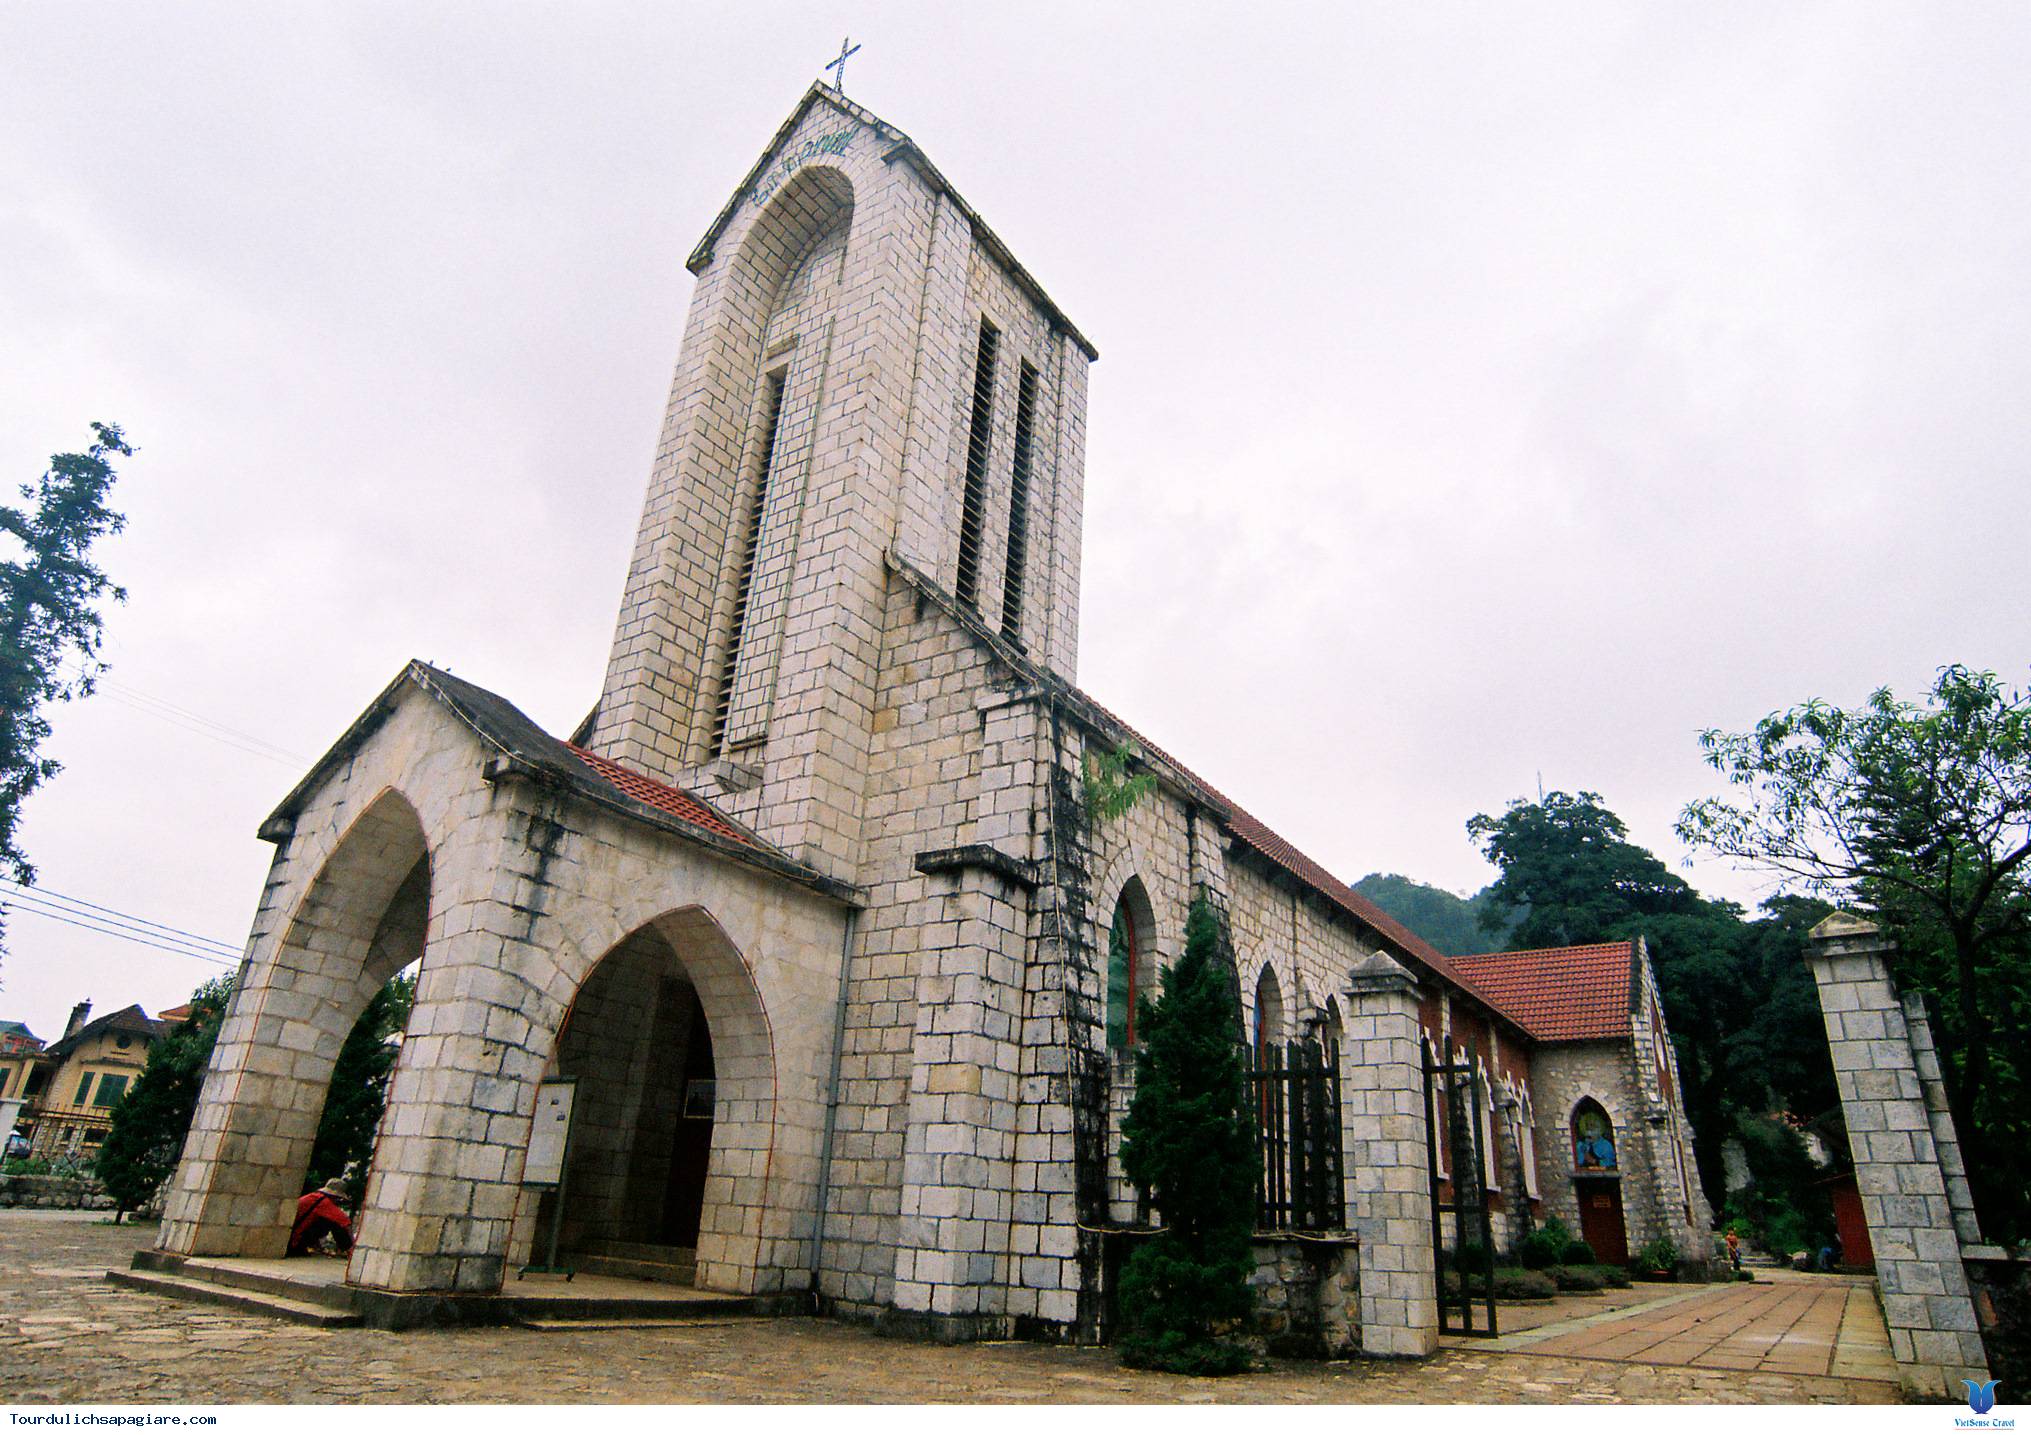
xmin=688 ymin=84 xmax=1097 ymax=361
xmin=260 ymin=662 xmax=857 ymax=905
xmin=45 ymin=1004 xmax=164 ymax=1061
xmin=1447 ymin=941 xmax=1639 ymax=1043
xmin=882 ymin=551 xmax=1532 ymax=1037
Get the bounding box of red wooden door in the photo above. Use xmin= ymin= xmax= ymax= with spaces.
xmin=1577 ymin=1182 xmax=1628 ymax=1265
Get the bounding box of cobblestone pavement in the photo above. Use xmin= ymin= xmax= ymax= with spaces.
xmin=1 ymin=1215 xmax=1902 ymax=1405
xmin=1484 ymin=1270 xmax=1898 ymax=1381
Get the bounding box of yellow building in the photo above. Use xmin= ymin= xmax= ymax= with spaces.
xmin=22 ymin=1003 xmax=166 ymax=1160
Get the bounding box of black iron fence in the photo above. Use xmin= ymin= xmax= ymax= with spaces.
xmin=1247 ymin=1037 xmax=1343 ymax=1231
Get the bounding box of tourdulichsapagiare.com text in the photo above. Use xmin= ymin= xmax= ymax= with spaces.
xmin=10 ymin=1416 xmax=218 ymax=1426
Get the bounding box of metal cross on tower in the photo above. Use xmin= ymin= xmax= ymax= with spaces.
xmin=824 ymin=37 xmax=861 ymax=94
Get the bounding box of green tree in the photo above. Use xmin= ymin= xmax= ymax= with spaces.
xmin=1351 ymin=872 xmax=1515 ymax=955
xmin=1467 ymin=791 xmax=1707 ymax=948
xmin=0 ymin=423 xmax=132 ymax=970
xmin=95 ymin=975 xmax=232 ymax=1219
xmin=1678 ymin=665 xmax=2031 ymax=1241
xmin=305 ymin=971 xmax=415 ymax=1198
xmin=1467 ymin=792 xmax=1835 ymax=1218
xmin=1117 ymin=892 xmax=1256 ymax=1374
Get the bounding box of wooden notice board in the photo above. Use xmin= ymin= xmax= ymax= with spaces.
xmin=523 ymin=1078 xmax=577 ymax=1187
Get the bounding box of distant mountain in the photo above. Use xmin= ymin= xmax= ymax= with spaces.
xmin=1350 ymin=873 xmax=1518 ymax=957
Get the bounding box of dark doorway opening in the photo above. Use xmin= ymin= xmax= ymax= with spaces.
xmin=659 ymin=999 xmax=715 ymax=1248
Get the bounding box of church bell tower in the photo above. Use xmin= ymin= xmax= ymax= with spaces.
xmin=588 ymin=85 xmax=1096 ymax=880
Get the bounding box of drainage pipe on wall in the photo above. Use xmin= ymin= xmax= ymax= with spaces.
xmin=807 ymin=906 xmax=859 ymax=1308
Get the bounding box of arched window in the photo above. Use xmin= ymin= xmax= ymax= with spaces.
xmin=1253 ymin=964 xmax=1284 ymax=1061
xmin=1105 ymin=879 xmax=1156 ymax=1051
xmin=1572 ymin=1098 xmax=1617 ymax=1172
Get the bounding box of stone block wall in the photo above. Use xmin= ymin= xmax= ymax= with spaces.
xmin=0 ymin=1174 xmax=114 ymax=1210
xmin=1804 ymin=912 xmax=1989 ymax=1400
xmin=1342 ymin=952 xmax=1437 ymax=1357
xmin=1248 ymin=1236 xmax=1361 ymax=1359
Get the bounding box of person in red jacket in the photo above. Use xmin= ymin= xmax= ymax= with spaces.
xmin=288 ymin=1178 xmax=354 ymax=1256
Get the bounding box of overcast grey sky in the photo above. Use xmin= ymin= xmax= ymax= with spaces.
xmin=3 ymin=2 xmax=2028 ymax=1040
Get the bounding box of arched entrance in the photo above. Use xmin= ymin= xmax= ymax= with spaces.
xmin=528 ymin=907 xmax=774 ymax=1289
xmin=160 ymin=787 xmax=431 ymax=1259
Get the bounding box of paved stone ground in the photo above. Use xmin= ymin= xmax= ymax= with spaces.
xmin=0 ymin=1214 xmax=1903 ymax=1404
xmin=1484 ymin=1270 xmax=1898 ymax=1381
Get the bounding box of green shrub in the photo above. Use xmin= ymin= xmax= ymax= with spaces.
xmin=1563 ymin=1239 xmax=1596 ymax=1266
xmin=1492 ymin=1267 xmax=1558 ymax=1301
xmin=1634 ymin=1235 xmax=1681 ymax=1272
xmin=1518 ymin=1221 xmax=1573 ymax=1271
xmin=1593 ymin=1264 xmax=1632 ymax=1288
xmin=1453 ymin=1239 xmax=1491 ymax=1272
xmin=1552 ymin=1264 xmax=1607 ymax=1292
xmin=1116 ymin=894 xmax=1255 ymax=1376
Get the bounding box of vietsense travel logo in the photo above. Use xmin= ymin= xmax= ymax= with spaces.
xmin=1957 ymin=1379 xmax=2013 ymax=1429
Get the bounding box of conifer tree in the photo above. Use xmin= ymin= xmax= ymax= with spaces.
xmin=305 ymin=972 xmax=415 ymax=1198
xmin=1117 ymin=891 xmax=1257 ymax=1374
xmin=0 ymin=423 xmax=131 ymax=972
xmin=95 ymin=975 xmax=232 ymax=1219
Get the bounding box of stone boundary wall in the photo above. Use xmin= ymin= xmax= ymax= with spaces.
xmin=1248 ymin=1235 xmax=1360 ymax=1359
xmin=0 ymin=1173 xmax=114 ymax=1210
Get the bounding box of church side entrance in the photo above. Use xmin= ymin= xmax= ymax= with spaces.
xmin=1576 ymin=1179 xmax=1628 ymax=1265
xmin=529 ymin=911 xmax=772 ymax=1287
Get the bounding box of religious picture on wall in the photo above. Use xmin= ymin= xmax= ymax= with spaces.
xmin=1573 ymin=1105 xmax=1617 ymax=1170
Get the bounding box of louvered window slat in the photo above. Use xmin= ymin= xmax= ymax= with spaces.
xmin=954 ymin=320 xmax=999 ymax=610
xmin=711 ymin=370 xmax=788 ymax=753
xmin=999 ymin=360 xmax=1039 ymax=646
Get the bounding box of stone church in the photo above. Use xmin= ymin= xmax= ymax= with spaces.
xmin=151 ymin=84 xmax=1711 ymax=1353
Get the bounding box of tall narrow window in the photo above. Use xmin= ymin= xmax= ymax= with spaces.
xmin=954 ymin=319 xmax=999 ymax=610
xmin=1106 ymin=879 xmax=1155 ymax=1052
xmin=711 ymin=370 xmax=788 ymax=754
xmin=999 ymin=360 xmax=1039 ymax=645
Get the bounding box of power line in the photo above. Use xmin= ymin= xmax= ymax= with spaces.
xmin=1 ymin=897 xmax=239 ymax=969
xmin=0 ymin=880 xmax=242 ymax=959
xmin=64 ymin=664 xmax=312 ymax=768
xmin=1 ymin=891 xmax=239 ymax=965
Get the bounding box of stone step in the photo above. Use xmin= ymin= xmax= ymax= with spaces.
xmin=572 ymin=1254 xmax=698 ymax=1286
xmin=106 ymin=1268 xmax=363 ymax=1328
xmin=584 ymin=1240 xmax=699 ymax=1268
xmin=169 ymin=1258 xmax=358 ymax=1310
xmin=502 ymin=1291 xmax=779 ymax=1325
xmin=517 ymin=1316 xmax=739 ymax=1331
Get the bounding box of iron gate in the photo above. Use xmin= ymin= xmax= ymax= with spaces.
xmin=1424 ymin=1040 xmax=1497 ymax=1336
xmin=1248 ymin=1036 xmax=1343 ymax=1231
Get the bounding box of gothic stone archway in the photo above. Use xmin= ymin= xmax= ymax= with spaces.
xmin=513 ymin=907 xmax=776 ymax=1291
xmin=158 ymin=789 xmax=430 ymax=1258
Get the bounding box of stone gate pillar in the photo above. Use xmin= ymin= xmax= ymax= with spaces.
xmin=1804 ymin=912 xmax=1990 ymax=1399
xmin=1342 ymin=951 xmax=1438 ymax=1357
xmin=889 ymin=857 xmax=1034 ymax=1336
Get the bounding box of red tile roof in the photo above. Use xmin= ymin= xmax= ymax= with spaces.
xmin=1447 ymin=942 xmax=1637 ymax=1043
xmin=566 ymin=745 xmax=759 ymax=849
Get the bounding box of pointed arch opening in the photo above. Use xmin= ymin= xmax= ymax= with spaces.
xmin=164 ymin=787 xmax=431 ymax=1258
xmin=1253 ymin=963 xmax=1285 ymax=1062
xmin=1106 ymin=877 xmax=1157 ymax=1052
xmin=523 ymin=905 xmax=776 ymax=1292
